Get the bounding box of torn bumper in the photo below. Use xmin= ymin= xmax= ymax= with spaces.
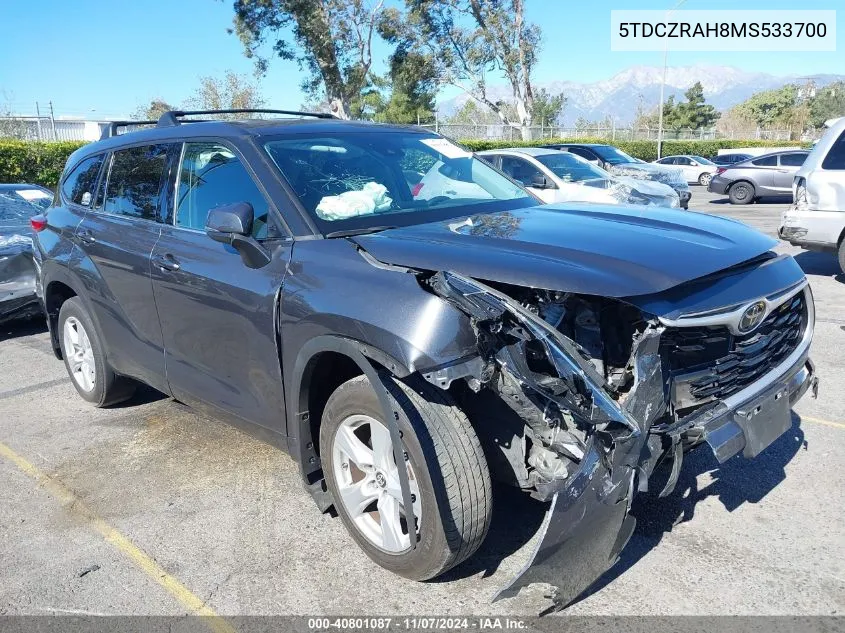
xmin=495 ymin=443 xmax=637 ymax=610
xmin=699 ymin=357 xmax=816 ymax=463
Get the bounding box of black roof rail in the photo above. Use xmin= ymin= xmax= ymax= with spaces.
xmin=156 ymin=108 xmax=336 ymax=127
xmin=100 ymin=120 xmax=158 ymax=140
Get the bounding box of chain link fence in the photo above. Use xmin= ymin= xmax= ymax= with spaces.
xmin=418 ymin=123 xmax=797 ymax=142
xmin=0 ymin=115 xmax=799 ymax=144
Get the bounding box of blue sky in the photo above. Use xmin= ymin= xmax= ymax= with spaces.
xmin=1 ymin=0 xmax=842 ymax=119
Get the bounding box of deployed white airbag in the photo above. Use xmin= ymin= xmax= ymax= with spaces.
xmin=315 ymin=182 xmax=393 ymax=220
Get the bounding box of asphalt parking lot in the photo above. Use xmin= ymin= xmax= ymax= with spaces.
xmin=1 ymin=189 xmax=844 ymax=619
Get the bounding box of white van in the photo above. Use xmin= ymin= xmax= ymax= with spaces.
xmin=779 ymin=117 xmax=845 ymax=272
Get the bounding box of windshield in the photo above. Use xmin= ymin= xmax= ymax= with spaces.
xmin=690 ymin=155 xmax=715 ymax=165
xmin=535 ymin=152 xmax=610 ymax=182
xmin=594 ymin=146 xmax=638 ymax=165
xmin=263 ymin=132 xmax=533 ymax=233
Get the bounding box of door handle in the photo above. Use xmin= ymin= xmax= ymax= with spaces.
xmin=78 ymin=229 xmax=96 ymax=245
xmin=152 ymin=253 xmax=181 ymax=272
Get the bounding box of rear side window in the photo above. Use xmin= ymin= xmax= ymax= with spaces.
xmin=62 ymin=154 xmax=105 ymax=207
xmin=175 ymin=142 xmax=274 ymax=238
xmin=568 ymin=147 xmax=596 ymax=161
xmin=103 ymin=144 xmax=171 ymax=220
xmin=822 ymin=131 xmax=845 ymax=170
xmin=752 ymin=155 xmax=777 ymax=167
xmin=780 ymin=153 xmax=807 ymax=167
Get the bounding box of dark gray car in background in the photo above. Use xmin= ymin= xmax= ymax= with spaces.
xmin=1 ymin=188 xmax=52 ymax=323
xmin=31 ymin=109 xmax=817 ymax=610
xmin=708 ymin=150 xmax=810 ymax=204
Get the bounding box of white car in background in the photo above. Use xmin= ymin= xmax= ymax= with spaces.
xmin=780 ymin=116 xmax=845 ymax=272
xmin=653 ymin=155 xmax=719 ymax=186
xmin=478 ymin=147 xmax=680 ymax=208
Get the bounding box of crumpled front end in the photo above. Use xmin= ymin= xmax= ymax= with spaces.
xmin=419 ymin=268 xmax=817 ymax=610
xmin=0 ymin=233 xmax=40 ymax=325
xmin=585 ymin=177 xmax=680 ymax=208
xmin=608 ymin=163 xmax=692 ymax=206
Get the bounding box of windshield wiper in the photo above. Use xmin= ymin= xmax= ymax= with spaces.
xmin=325 ymin=226 xmax=397 ymax=239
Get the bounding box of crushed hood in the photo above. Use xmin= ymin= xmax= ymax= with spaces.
xmin=353 ymin=205 xmax=777 ymax=298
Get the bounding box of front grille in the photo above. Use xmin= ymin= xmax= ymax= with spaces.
xmin=664 ymin=291 xmax=806 ymax=406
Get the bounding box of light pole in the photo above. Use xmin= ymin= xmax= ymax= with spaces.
xmin=656 ymin=0 xmax=688 ymax=159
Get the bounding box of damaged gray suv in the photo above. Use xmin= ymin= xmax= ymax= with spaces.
xmin=31 ymin=109 xmax=818 ymax=608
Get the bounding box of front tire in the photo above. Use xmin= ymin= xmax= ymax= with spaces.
xmin=838 ymin=239 xmax=845 ymax=275
xmin=319 ymin=374 xmax=492 ymax=581
xmin=58 ymin=297 xmax=136 ymax=407
xmin=698 ymin=172 xmax=712 ymax=187
xmin=728 ymin=181 xmax=755 ymax=205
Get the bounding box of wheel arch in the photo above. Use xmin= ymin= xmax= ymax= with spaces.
xmin=42 ymin=265 xmax=101 ymax=360
xmin=286 ymin=335 xmax=416 ymax=511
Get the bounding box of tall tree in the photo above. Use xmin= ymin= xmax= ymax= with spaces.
xmin=532 ymin=88 xmax=565 ymax=128
xmin=447 ymin=99 xmax=502 ymax=125
xmin=808 ymin=81 xmax=845 ymax=129
xmin=374 ymin=49 xmax=437 ymax=124
xmin=662 ymin=82 xmax=719 ymax=131
xmin=132 ymin=99 xmax=175 ymax=121
xmin=230 ymin=0 xmax=388 ymax=119
xmin=734 ymin=85 xmax=799 ymax=128
xmin=187 ymin=71 xmax=264 ymax=111
xmin=398 ymin=0 xmax=541 ymax=140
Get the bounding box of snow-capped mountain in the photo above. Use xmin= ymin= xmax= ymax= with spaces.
xmin=437 ymin=65 xmax=845 ymax=125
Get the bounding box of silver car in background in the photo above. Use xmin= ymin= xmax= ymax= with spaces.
xmin=707 ymin=150 xmax=810 ymax=205
xmin=780 ymin=117 xmax=845 ymax=272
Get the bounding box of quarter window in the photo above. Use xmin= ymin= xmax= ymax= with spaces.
xmin=176 ymin=142 xmax=273 ymax=238
xmin=62 ymin=155 xmax=105 ymax=207
xmin=103 ymin=145 xmax=171 ymax=220
xmin=822 ymin=131 xmax=845 ymax=170
xmin=752 ymin=155 xmax=777 ymax=167
xmin=780 ymin=153 xmax=807 ymax=167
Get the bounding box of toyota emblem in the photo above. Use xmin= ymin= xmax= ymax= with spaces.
xmin=738 ymin=301 xmax=767 ymax=333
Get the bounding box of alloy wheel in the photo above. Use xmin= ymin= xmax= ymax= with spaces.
xmin=63 ymin=317 xmax=96 ymax=392
xmin=332 ymin=414 xmax=422 ymax=553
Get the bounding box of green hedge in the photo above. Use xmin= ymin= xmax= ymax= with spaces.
xmin=459 ymin=137 xmax=808 ymax=161
xmin=0 ymin=140 xmax=87 ymax=189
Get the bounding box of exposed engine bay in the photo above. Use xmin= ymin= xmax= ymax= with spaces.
xmin=423 ymin=271 xmax=672 ymax=501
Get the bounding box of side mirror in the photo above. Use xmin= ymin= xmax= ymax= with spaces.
xmin=206 ymin=202 xmax=253 ymax=239
xmin=205 ymin=202 xmax=271 ymax=269
xmin=531 ymin=174 xmax=552 ymax=189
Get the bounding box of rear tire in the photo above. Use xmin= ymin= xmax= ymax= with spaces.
xmin=58 ymin=297 xmax=136 ymax=407
xmin=728 ymin=181 xmax=755 ymax=205
xmin=319 ymin=374 xmax=492 ymax=581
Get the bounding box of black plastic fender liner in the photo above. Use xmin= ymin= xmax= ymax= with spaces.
xmin=289 ymin=335 xmax=417 ymax=548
